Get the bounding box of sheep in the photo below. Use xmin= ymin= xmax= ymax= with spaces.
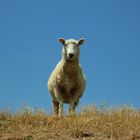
xmin=48 ymin=38 xmax=86 ymax=116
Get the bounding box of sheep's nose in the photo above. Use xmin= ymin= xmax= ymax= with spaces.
xmin=68 ymin=53 xmax=74 ymax=58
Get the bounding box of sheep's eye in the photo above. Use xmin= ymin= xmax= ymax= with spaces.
xmin=64 ymin=44 xmax=67 ymax=47
xmin=76 ymin=44 xmax=79 ymax=47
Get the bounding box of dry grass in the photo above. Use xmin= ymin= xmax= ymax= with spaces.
xmin=0 ymin=105 xmax=140 ymax=140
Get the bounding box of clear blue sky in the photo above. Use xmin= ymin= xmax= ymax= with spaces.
xmin=0 ymin=0 xmax=140 ymax=111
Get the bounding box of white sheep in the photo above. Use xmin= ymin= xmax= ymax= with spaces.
xmin=48 ymin=38 xmax=86 ymax=116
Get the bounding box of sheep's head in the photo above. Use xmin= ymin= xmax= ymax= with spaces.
xmin=59 ymin=38 xmax=85 ymax=62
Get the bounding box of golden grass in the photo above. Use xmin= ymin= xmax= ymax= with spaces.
xmin=0 ymin=105 xmax=140 ymax=140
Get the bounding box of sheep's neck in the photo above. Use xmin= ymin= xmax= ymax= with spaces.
xmin=61 ymin=59 xmax=79 ymax=76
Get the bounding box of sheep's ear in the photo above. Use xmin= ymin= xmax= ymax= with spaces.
xmin=78 ymin=38 xmax=85 ymax=45
xmin=58 ymin=38 xmax=65 ymax=45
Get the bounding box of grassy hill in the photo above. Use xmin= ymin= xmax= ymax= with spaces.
xmin=0 ymin=106 xmax=140 ymax=140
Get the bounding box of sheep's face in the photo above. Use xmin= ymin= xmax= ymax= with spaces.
xmin=59 ymin=38 xmax=85 ymax=61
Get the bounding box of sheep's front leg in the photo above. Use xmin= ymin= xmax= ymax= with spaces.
xmin=59 ymin=101 xmax=64 ymax=116
xmin=69 ymin=100 xmax=79 ymax=115
xmin=54 ymin=88 xmax=64 ymax=116
xmin=52 ymin=100 xmax=59 ymax=115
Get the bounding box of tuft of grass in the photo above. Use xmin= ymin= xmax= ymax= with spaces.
xmin=0 ymin=106 xmax=140 ymax=140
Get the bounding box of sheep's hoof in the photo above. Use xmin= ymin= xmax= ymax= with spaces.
xmin=69 ymin=112 xmax=77 ymax=117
